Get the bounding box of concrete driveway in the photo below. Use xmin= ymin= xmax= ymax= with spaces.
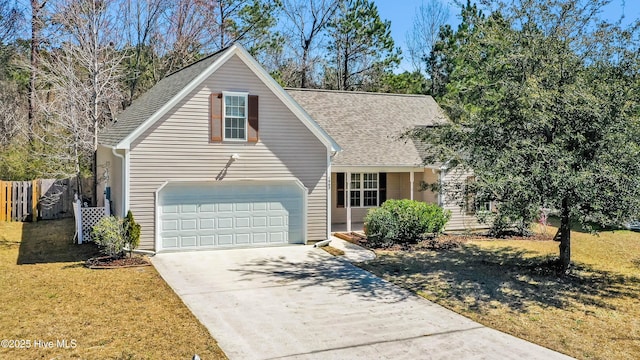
xmin=151 ymin=246 xmax=572 ymax=360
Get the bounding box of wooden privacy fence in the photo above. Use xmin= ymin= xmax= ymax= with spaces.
xmin=0 ymin=178 xmax=77 ymax=222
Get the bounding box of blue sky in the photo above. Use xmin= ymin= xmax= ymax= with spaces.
xmin=375 ymin=0 xmax=639 ymax=72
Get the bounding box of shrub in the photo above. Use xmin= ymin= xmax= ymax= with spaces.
xmin=364 ymin=199 xmax=451 ymax=247
xmin=92 ymin=216 xmax=125 ymax=257
xmin=123 ymin=210 xmax=141 ymax=257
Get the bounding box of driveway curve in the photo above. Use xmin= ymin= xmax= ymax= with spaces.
xmin=151 ymin=246 xmax=572 ymax=360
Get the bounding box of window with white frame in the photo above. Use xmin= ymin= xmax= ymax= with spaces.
xmin=465 ymin=176 xmax=492 ymax=214
xmin=223 ymin=92 xmax=247 ymax=140
xmin=350 ymin=173 xmax=378 ymax=207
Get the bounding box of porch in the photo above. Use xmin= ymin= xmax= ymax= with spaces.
xmin=330 ymin=166 xmax=440 ymax=233
xmin=331 ymin=222 xmax=365 ymax=233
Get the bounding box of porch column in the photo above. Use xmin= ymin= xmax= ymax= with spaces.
xmin=346 ymin=171 xmax=351 ymax=232
xmin=410 ymin=171 xmax=415 ymax=200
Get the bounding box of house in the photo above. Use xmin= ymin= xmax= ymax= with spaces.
xmin=286 ymin=89 xmax=484 ymax=232
xmin=97 ymin=44 xmax=484 ymax=253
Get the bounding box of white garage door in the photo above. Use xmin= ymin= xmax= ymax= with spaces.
xmin=158 ymin=181 xmax=305 ymax=250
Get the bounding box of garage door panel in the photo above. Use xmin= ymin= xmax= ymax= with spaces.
xmin=218 ymin=217 xmax=233 ymax=229
xmin=253 ymin=202 xmax=267 ymax=211
xmin=218 ymin=234 xmax=233 ymax=245
xmin=181 ymin=218 xmax=197 ymax=231
xmin=200 ymin=218 xmax=215 ymax=229
xmin=163 ymin=205 xmax=179 ymax=214
xmin=181 ymin=204 xmax=198 ymax=213
xmin=269 ymin=232 xmax=285 ymax=243
xmin=159 ymin=181 xmax=305 ymax=250
xmin=162 ymin=236 xmax=179 ymax=248
xmin=201 ymin=235 xmax=215 ymax=247
xmin=253 ymin=233 xmax=267 ymax=243
xmin=269 ymin=216 xmax=284 ymax=226
xmin=200 ymin=203 xmax=215 ymax=213
xmin=235 ymin=203 xmax=250 ymax=211
xmin=252 ymin=216 xmax=267 ymax=227
xmin=218 ymin=203 xmax=233 ymax=212
xmin=181 ymin=236 xmax=197 ymax=247
xmin=236 ymin=217 xmax=250 ymax=228
xmin=162 ymin=219 xmax=178 ymax=231
xmin=236 ymin=233 xmax=251 ymax=244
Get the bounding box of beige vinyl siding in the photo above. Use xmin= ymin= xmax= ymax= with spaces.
xmin=441 ymin=168 xmax=489 ymax=231
xmin=420 ymin=170 xmax=439 ymax=204
xmin=128 ymin=55 xmax=328 ymax=250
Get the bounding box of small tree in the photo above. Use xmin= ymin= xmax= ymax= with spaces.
xmin=92 ymin=216 xmax=125 ymax=257
xmin=123 ymin=210 xmax=141 ymax=257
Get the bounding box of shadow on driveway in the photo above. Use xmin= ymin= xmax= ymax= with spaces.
xmin=230 ymin=249 xmax=410 ymax=303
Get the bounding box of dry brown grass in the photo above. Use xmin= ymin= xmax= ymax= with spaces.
xmin=360 ymin=223 xmax=640 ymax=360
xmin=0 ymin=218 xmax=227 ymax=360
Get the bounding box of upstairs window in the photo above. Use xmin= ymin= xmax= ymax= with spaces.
xmin=223 ymin=92 xmax=247 ymax=141
xmin=210 ymin=92 xmax=259 ymax=143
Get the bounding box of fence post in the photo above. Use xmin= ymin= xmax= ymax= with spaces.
xmin=31 ymin=180 xmax=38 ymax=222
xmin=0 ymin=181 xmax=5 ymax=221
xmin=6 ymin=181 xmax=12 ymax=222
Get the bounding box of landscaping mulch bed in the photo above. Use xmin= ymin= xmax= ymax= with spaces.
xmin=333 ymin=232 xmax=367 ymax=245
xmin=336 ymin=230 xmax=555 ymax=253
xmin=85 ymin=255 xmax=151 ymax=269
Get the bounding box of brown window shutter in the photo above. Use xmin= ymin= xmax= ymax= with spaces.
xmin=210 ymin=93 xmax=223 ymax=142
xmin=336 ymin=172 xmax=345 ymax=208
xmin=247 ymin=95 xmax=259 ymax=143
xmin=379 ymin=172 xmax=387 ymax=205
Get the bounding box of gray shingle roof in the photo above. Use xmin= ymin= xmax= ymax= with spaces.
xmin=286 ymin=89 xmax=447 ymax=167
xmin=99 ymin=48 xmax=229 ymax=147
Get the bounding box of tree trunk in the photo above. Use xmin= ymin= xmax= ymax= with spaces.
xmin=301 ymin=38 xmax=312 ymax=88
xmin=559 ymin=197 xmax=571 ymax=274
xmin=29 ymin=0 xmax=45 ymax=143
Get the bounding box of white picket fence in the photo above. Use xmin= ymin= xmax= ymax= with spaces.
xmin=72 ymin=194 xmax=110 ymax=244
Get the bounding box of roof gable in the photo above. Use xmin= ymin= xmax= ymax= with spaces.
xmin=99 ymin=44 xmax=340 ymax=152
xmin=286 ymin=89 xmax=447 ymax=167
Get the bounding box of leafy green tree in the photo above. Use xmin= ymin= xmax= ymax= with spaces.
xmin=427 ymin=0 xmax=482 ymax=97
xmin=378 ymin=70 xmax=429 ymax=95
xmin=324 ymin=0 xmax=400 ymax=91
xmin=417 ymin=0 xmax=640 ymax=274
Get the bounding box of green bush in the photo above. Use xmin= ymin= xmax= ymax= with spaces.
xmin=364 ymin=199 xmax=451 ymax=247
xmin=92 ymin=216 xmax=125 ymax=257
xmin=123 ymin=210 xmax=141 ymax=257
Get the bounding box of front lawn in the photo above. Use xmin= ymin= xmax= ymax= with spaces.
xmin=359 ymin=225 xmax=640 ymax=359
xmin=0 ymin=218 xmax=226 ymax=360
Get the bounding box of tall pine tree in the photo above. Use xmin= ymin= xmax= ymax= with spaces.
xmin=325 ymin=0 xmax=400 ymax=91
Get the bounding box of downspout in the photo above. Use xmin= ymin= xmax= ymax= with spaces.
xmin=346 ymin=170 xmax=352 ymax=233
xmin=327 ymin=149 xmax=334 ymax=240
xmin=410 ymin=171 xmax=415 ymax=200
xmin=111 ymin=147 xmax=127 ymax=216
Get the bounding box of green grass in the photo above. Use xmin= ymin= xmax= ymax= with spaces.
xmin=0 ymin=218 xmax=227 ymax=359
xmin=359 ymin=224 xmax=640 ymax=360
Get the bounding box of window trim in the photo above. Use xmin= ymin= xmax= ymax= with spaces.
xmin=222 ymin=91 xmax=248 ymax=142
xmin=465 ymin=175 xmax=492 ymax=214
xmin=349 ymin=172 xmax=379 ymax=208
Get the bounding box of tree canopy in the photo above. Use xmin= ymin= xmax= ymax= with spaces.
xmin=414 ymin=0 xmax=640 ymax=273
